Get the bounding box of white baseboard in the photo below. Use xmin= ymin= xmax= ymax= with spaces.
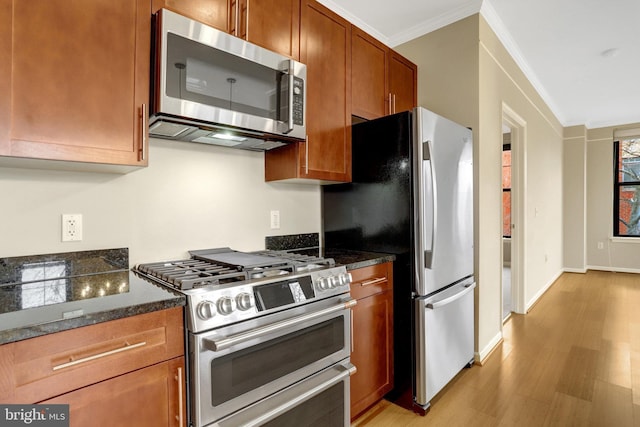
xmin=586 ymin=265 xmax=640 ymax=274
xmin=525 ymin=269 xmax=563 ymax=313
xmin=563 ymin=267 xmax=587 ymax=273
xmin=477 ymin=330 xmax=503 ymax=363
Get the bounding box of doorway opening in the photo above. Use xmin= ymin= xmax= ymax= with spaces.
xmin=502 ymin=103 xmax=527 ymax=321
xmin=502 ymin=132 xmax=512 ymax=321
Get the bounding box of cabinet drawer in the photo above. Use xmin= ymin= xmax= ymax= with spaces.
xmin=1 ymin=307 xmax=184 ymax=403
xmin=349 ymin=262 xmax=393 ymax=300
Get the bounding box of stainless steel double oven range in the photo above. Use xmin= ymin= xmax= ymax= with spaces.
xmin=134 ymin=248 xmax=355 ymax=427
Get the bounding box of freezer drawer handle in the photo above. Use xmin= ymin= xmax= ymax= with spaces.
xmin=426 ymin=282 xmax=476 ymax=310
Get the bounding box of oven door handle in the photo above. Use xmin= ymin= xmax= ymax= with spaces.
xmin=213 ymin=362 xmax=356 ymax=427
xmin=203 ymin=299 xmax=357 ymax=352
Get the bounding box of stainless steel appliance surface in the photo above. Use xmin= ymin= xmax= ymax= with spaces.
xmin=150 ymin=9 xmax=306 ymax=151
xmin=323 ymin=107 xmax=475 ymax=414
xmin=134 ymin=248 xmax=355 ymax=427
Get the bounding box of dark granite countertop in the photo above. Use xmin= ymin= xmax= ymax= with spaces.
xmin=0 ymin=249 xmax=184 ymax=345
xmin=321 ymin=248 xmax=396 ymax=270
xmin=265 ymin=233 xmax=396 ymax=271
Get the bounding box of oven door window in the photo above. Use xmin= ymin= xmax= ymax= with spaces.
xmin=210 ymin=317 xmax=344 ymax=405
xmin=166 ymin=33 xmax=286 ymax=121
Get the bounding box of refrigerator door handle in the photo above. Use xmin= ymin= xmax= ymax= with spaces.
xmin=426 ymin=282 xmax=476 ymax=310
xmin=422 ymin=140 xmax=436 ymax=269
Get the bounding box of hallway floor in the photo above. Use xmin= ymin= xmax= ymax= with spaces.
xmin=352 ymin=270 xmax=640 ymax=426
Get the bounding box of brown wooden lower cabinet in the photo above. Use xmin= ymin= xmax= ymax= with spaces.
xmin=349 ymin=262 xmax=394 ymax=420
xmin=42 ymin=357 xmax=185 ymax=427
xmin=0 ymin=307 xmax=186 ymax=426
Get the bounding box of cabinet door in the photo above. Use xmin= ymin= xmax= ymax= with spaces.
xmin=301 ymin=0 xmax=351 ymax=182
xmin=42 ymin=357 xmax=186 ymax=427
xmin=351 ymin=27 xmax=388 ymax=120
xmin=242 ymin=0 xmax=300 ymax=59
xmin=265 ymin=0 xmax=351 ymax=183
xmin=3 ymin=0 xmax=149 ymax=166
xmin=350 ymin=289 xmax=394 ymax=419
xmin=154 ymin=0 xmax=231 ymax=32
xmin=349 ymin=262 xmax=394 ymax=419
xmin=388 ymin=51 xmax=417 ymax=115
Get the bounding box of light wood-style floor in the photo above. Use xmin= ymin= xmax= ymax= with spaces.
xmin=352 ymin=271 xmax=640 ymax=426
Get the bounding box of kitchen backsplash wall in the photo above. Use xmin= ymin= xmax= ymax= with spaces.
xmin=0 ymin=138 xmax=321 ymax=265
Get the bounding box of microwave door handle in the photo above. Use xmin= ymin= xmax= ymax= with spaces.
xmin=282 ymin=59 xmax=295 ymax=134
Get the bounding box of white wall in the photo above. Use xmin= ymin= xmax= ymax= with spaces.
xmin=0 ymin=138 xmax=321 ymax=265
xmin=563 ymin=126 xmax=587 ymax=272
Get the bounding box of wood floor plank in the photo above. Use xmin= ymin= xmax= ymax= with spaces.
xmin=542 ymin=392 xmax=592 ymax=427
xmin=588 ymin=379 xmax=634 ymax=427
xmin=351 ymin=271 xmax=640 ymax=427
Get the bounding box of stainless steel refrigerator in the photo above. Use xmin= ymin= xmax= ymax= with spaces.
xmin=323 ymin=107 xmax=475 ymax=413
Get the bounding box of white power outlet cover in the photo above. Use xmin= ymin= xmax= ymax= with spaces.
xmin=62 ymin=214 xmax=83 ymax=242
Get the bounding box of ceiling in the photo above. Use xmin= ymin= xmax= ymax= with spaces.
xmin=318 ymin=0 xmax=639 ymax=129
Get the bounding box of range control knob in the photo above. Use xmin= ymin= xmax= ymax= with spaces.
xmin=338 ymin=272 xmax=352 ymax=286
xmin=236 ymin=292 xmax=253 ymax=311
xmin=196 ymin=300 xmax=216 ymax=320
xmin=217 ymin=297 xmax=235 ymax=316
xmin=317 ymin=277 xmax=331 ymax=291
xmin=328 ymin=275 xmax=339 ymax=288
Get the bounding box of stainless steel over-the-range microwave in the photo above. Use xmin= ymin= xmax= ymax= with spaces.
xmin=149 ymin=9 xmax=307 ymax=151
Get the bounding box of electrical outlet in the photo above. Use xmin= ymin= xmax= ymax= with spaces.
xmin=62 ymin=214 xmax=83 ymax=242
xmin=270 ymin=210 xmax=280 ymax=229
xmin=597 ymin=241 xmax=604 ymax=249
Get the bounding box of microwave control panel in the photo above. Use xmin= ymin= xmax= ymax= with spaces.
xmin=293 ymin=77 xmax=304 ymax=126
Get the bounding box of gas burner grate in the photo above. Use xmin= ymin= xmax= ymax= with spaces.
xmin=251 ymin=250 xmax=335 ymax=271
xmin=136 ymin=260 xmax=248 ymax=290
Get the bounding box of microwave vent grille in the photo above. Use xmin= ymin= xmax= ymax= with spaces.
xmin=149 ymin=121 xmax=195 ymax=138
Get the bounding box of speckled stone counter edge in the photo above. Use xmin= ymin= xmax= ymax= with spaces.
xmin=0 ymin=297 xmax=184 ymax=345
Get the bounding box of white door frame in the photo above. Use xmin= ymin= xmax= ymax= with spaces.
xmin=502 ymin=103 xmax=527 ymax=314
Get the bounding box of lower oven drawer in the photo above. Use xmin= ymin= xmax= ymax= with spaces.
xmin=215 ymin=361 xmax=355 ymax=427
xmin=191 ymin=296 xmax=354 ymax=427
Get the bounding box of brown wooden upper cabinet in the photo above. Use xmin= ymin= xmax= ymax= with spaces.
xmin=265 ymin=0 xmax=352 ymax=183
xmin=230 ymin=0 xmax=300 ymax=59
xmin=0 ymin=0 xmax=150 ymax=167
xmin=153 ymin=0 xmax=231 ymax=32
xmin=155 ymin=0 xmax=300 ymax=59
xmin=351 ymin=27 xmax=417 ymax=120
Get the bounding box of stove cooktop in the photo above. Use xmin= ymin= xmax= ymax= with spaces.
xmin=136 ymin=248 xmax=335 ymax=291
xmin=133 ymin=248 xmax=349 ymax=332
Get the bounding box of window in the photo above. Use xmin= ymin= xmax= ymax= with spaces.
xmin=614 ymin=137 xmax=640 ymax=237
xmin=502 ymin=142 xmax=512 ymax=238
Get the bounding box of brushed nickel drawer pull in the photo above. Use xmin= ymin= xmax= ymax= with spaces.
xmin=360 ymin=277 xmax=387 ymax=287
xmin=52 ymin=341 xmax=147 ymax=371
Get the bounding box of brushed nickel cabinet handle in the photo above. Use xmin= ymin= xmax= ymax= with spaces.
xmin=140 ymin=103 xmax=147 ymax=161
xmin=175 ymin=366 xmax=184 ymax=425
xmin=52 ymin=341 xmax=147 ymax=371
xmin=305 ymin=135 xmax=309 ymax=175
xmin=360 ymin=277 xmax=387 ymax=287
